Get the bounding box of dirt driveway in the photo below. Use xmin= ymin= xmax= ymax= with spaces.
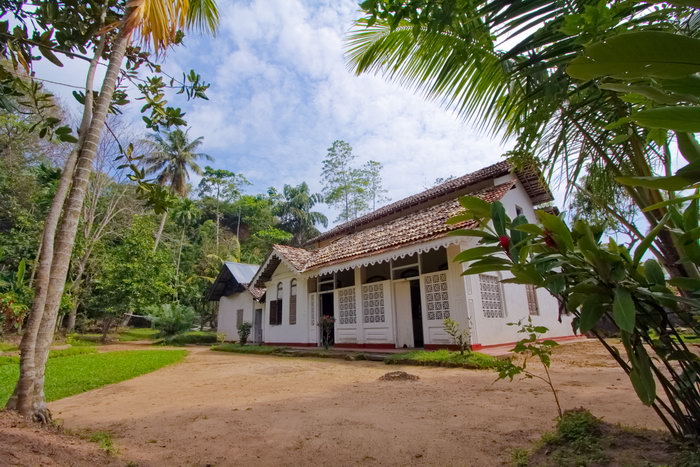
xmin=50 ymin=341 xmax=663 ymax=466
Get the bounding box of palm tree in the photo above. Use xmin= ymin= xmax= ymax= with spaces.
xmin=144 ymin=128 xmax=211 ymax=250
xmin=10 ymin=0 xmax=219 ymax=422
xmin=346 ymin=2 xmax=691 ymax=278
xmin=171 ymin=197 xmax=201 ymax=296
xmin=277 ymin=183 xmax=328 ymax=246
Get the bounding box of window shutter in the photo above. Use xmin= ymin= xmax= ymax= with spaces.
xmin=269 ymin=301 xmax=277 ymax=325
xmin=277 ymin=299 xmax=283 ymax=325
xmin=289 ymin=295 xmax=297 ymax=325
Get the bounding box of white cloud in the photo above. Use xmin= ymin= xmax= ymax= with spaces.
xmin=36 ymin=0 xmax=520 ymax=225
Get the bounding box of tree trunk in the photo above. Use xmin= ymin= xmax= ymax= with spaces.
xmin=153 ymin=210 xmax=168 ymax=251
xmin=9 ymin=31 xmax=130 ymax=422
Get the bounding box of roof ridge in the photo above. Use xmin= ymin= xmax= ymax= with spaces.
xmin=307 ymin=160 xmax=512 ymax=244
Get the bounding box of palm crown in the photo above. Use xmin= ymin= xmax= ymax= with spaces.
xmin=143 ymin=128 xmax=212 ymax=197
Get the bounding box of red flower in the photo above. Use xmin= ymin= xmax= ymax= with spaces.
xmin=499 ymin=235 xmax=510 ymax=252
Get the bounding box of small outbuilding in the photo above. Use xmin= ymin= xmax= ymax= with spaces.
xmin=206 ymin=262 xmax=264 ymax=342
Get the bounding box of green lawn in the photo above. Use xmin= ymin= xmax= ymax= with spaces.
xmin=211 ymin=343 xmax=285 ymax=354
xmin=385 ymin=349 xmax=501 ymax=369
xmin=0 ymin=349 xmax=186 ymax=405
xmin=0 ymin=342 xmax=18 ymax=352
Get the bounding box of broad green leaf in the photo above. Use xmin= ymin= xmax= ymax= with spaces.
xmin=446 ymin=214 xmax=475 ymax=225
xmin=642 ymin=193 xmax=700 ymax=211
xmin=453 ymin=246 xmax=502 ymax=263
xmin=629 ymin=366 xmax=656 ymax=406
xmin=643 ymin=259 xmax=666 ymax=285
xmin=567 ymin=32 xmax=700 ymax=81
xmin=668 ymin=277 xmax=700 ymax=291
xmin=491 ymin=201 xmax=507 ymax=236
xmin=544 ymin=275 xmax=566 ymax=294
xmin=579 ymin=295 xmax=606 ymax=333
xmin=536 ymin=211 xmax=574 ymax=252
xmin=677 ymin=133 xmax=700 ymax=163
xmin=616 ymin=175 xmax=695 ymax=191
xmin=613 ymin=288 xmax=636 ymax=333
xmin=633 ymin=213 xmax=670 ymax=266
xmin=513 ymin=224 xmax=544 ymax=235
xmin=599 ymin=82 xmax=680 ymax=105
xmin=632 ymin=106 xmax=700 ymax=133
xmin=458 ymin=196 xmax=491 ymax=219
xmin=446 ymin=229 xmax=497 ymax=240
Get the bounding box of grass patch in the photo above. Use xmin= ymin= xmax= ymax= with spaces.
xmin=66 ymin=333 xmax=104 ymax=346
xmin=0 ymin=346 xmax=98 ymax=366
xmin=117 ymin=327 xmax=159 ymax=342
xmin=158 ymin=331 xmax=217 ymax=346
xmin=0 ymin=349 xmax=186 ymax=405
xmin=517 ymin=408 xmax=688 ymax=466
xmin=0 ymin=342 xmax=18 ymax=352
xmin=83 ymin=431 xmax=118 ymax=455
xmin=211 ymin=344 xmax=285 ymax=355
xmin=385 ymin=349 xmax=501 ymax=369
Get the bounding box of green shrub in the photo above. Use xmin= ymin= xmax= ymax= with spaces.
xmin=237 ymin=322 xmax=252 ymax=345
xmin=145 ymin=303 xmax=195 ymax=336
xmin=161 ymin=331 xmax=216 ymax=345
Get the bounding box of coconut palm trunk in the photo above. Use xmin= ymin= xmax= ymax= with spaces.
xmin=153 ymin=210 xmax=168 ymax=251
xmin=9 ymin=32 xmax=130 ymax=422
xmin=5 ymin=33 xmax=107 ymax=416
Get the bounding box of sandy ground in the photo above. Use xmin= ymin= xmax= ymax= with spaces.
xmin=42 ymin=340 xmax=664 ymax=467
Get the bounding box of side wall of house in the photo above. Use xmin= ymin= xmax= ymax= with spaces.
xmin=217 ymin=293 xmax=256 ymax=341
xmin=262 ymin=263 xmax=310 ymax=345
xmin=464 ymin=181 xmax=575 ymax=347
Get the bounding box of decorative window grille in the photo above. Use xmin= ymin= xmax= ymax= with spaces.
xmin=425 ymin=272 xmax=450 ymax=320
xmin=362 ymin=283 xmax=385 ymax=323
xmin=289 ymin=279 xmax=297 ymax=325
xmin=309 ymin=293 xmax=316 ymax=326
xmin=338 ymin=287 xmax=356 ymax=325
xmin=236 ymin=309 xmax=244 ymax=328
xmin=526 ymin=284 xmax=539 ymax=316
xmin=480 ymin=274 xmax=504 ymax=318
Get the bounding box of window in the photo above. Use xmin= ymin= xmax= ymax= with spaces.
xmin=425 ymin=273 xmax=450 ymax=320
xmin=289 ymin=279 xmax=297 ymax=325
xmin=420 ymin=247 xmax=448 ymax=274
xmin=480 ymin=274 xmax=505 ymax=318
xmin=526 ymin=284 xmax=539 ymax=316
xmin=515 ymin=205 xmax=524 ymax=217
xmin=236 ymin=309 xmax=244 ymax=328
xmin=269 ymin=282 xmax=283 ymax=325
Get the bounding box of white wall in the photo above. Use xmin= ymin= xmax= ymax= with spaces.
xmin=217 ymin=293 xmax=256 ymax=341
xmin=463 ymin=182 xmax=575 ymax=346
xmin=262 ymin=263 xmax=309 ymax=344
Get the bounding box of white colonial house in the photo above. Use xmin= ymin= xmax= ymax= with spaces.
xmin=209 ymin=161 xmax=576 ymax=350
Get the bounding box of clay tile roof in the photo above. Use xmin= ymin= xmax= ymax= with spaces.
xmin=272 ymin=244 xmax=315 ymax=271
xmin=303 ymin=181 xmax=514 ymax=270
xmin=308 ymin=160 xmax=551 ymax=245
xmin=252 ymin=181 xmax=514 ymax=288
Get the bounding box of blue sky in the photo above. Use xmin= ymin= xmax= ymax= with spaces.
xmin=39 ymin=0 xmax=520 ymax=225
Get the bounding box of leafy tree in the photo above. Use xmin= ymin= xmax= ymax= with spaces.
xmin=277 ymin=182 xmax=327 ymax=246
xmin=88 ymin=216 xmax=174 ymax=342
xmin=6 ymin=0 xmax=220 ymax=422
xmin=171 ymin=197 xmax=201 ymax=292
xmin=198 ymin=166 xmax=250 ymax=249
xmin=144 ymin=128 xmax=211 ymax=250
xmin=360 ymin=160 xmax=389 ymax=211
xmin=321 ymin=140 xmax=368 ymax=222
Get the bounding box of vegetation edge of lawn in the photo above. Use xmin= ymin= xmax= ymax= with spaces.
xmin=0 ymin=349 xmax=187 ymax=405
xmin=212 ymin=344 xmax=502 ymax=369
xmin=385 ymin=349 xmax=502 ymax=369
